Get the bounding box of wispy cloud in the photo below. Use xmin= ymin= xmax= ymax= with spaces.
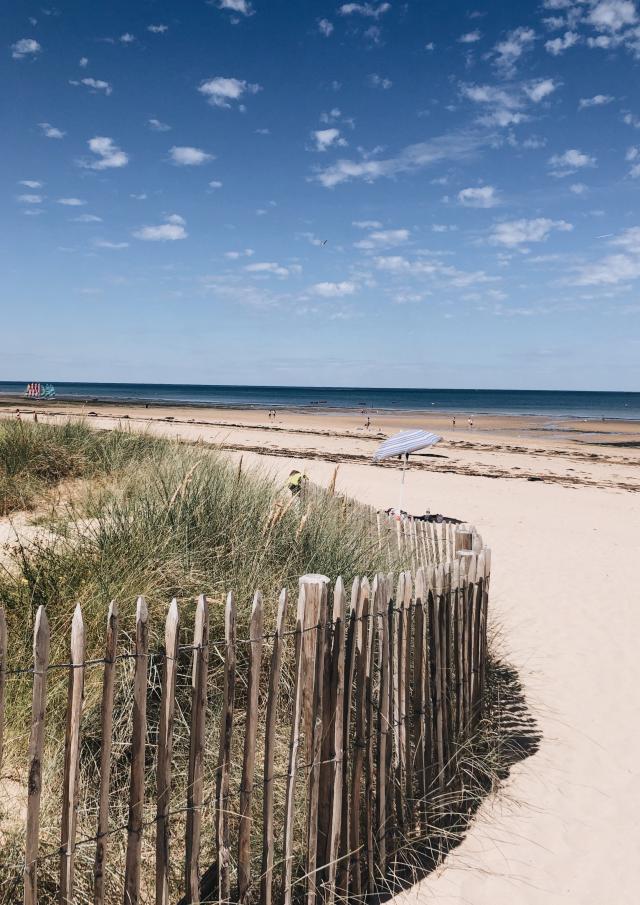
xmin=318 ymin=19 xmax=334 ymax=36
xmin=493 ymin=26 xmax=536 ymax=75
xmin=312 ymin=128 xmax=347 ymax=151
xmin=571 ymin=227 xmax=640 ymax=285
xmin=314 ymin=129 xmax=493 ymax=188
xmin=490 ymin=218 xmax=573 ymax=247
xmin=119 ymin=33 xmax=135 ymax=44
xmin=94 ymin=239 xmax=129 ymax=249
xmin=368 ymin=73 xmax=393 ymax=89
xmin=548 ymin=148 xmax=596 ymax=176
xmin=169 ymin=146 xmax=214 ymax=165
xmin=579 ymin=93 xmax=614 ymax=108
xmin=11 ymin=38 xmax=41 ymax=60
xmin=246 ymin=262 xmax=301 ymax=277
xmin=148 ymin=118 xmax=171 ymax=132
xmin=225 ymin=248 xmax=254 ymax=259
xmin=338 ymin=3 xmax=391 ymax=19
xmin=17 ymin=193 xmax=44 ymax=204
xmin=70 ymin=77 xmax=113 ymax=96
xmin=198 ymin=76 xmax=261 ymax=109
xmin=354 ymin=228 xmax=409 ymax=249
xmin=311 ymin=281 xmax=357 ymax=297
xmin=73 ymin=213 xmax=102 ymax=222
xmin=545 ymin=31 xmax=579 ymax=55
xmin=20 ymin=180 xmax=42 ymax=189
xmin=81 ymin=137 xmax=129 ymax=170
xmin=134 ymin=214 xmax=187 ymax=241
xmin=57 ymin=197 xmax=86 ymax=206
xmin=216 ymin=0 xmax=255 ymax=17
xmin=79 ymin=56 xmax=88 ymax=67
xmin=457 ymin=185 xmax=499 ymax=207
xmin=147 ymin=24 xmax=168 ymax=34
xmin=39 ymin=122 xmax=65 ymax=139
xmin=459 ymin=30 xmax=482 ymax=43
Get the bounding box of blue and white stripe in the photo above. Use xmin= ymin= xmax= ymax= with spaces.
xmin=373 ymin=429 xmax=442 ymax=461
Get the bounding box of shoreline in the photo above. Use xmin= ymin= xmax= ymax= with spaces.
xmin=2 ymin=393 xmax=640 ymax=427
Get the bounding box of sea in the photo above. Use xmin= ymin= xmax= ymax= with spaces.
xmin=1 ymin=381 xmax=640 ymax=421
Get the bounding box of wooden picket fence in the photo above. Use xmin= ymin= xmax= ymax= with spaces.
xmin=0 ymin=532 xmax=490 ymax=905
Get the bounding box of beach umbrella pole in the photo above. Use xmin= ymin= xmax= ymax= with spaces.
xmin=398 ymin=454 xmax=408 ymax=512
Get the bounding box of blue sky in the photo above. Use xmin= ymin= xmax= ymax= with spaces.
xmin=4 ymin=0 xmax=640 ymax=390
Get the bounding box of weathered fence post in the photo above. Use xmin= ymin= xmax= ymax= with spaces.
xmin=185 ymin=596 xmax=209 ymax=904
xmin=261 ymin=588 xmax=288 ymax=905
xmin=238 ymin=591 xmax=264 ymax=903
xmin=123 ymin=597 xmax=149 ymax=905
xmin=156 ymin=600 xmax=179 ymax=905
xmin=24 ymin=605 xmax=50 ymax=905
xmin=216 ymin=592 xmax=237 ymax=905
xmin=94 ymin=601 xmax=118 ymax=905
xmin=305 ymin=575 xmax=329 ymax=905
xmin=60 ymin=604 xmax=85 ymax=905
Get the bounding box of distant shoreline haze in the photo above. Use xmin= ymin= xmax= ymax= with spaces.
xmin=2 ymin=382 xmax=640 ymax=421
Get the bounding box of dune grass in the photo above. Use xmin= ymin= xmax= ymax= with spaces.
xmin=0 ymin=417 xmax=162 ymax=516
xmin=0 ymin=420 xmax=394 ymax=903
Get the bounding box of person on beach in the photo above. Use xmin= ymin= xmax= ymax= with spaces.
xmin=452 ymin=416 xmax=456 ymax=428
xmin=287 ymin=469 xmax=304 ymax=497
xmin=365 ymin=416 xmax=371 ymax=429
xmin=468 ymin=417 xmax=473 ymax=428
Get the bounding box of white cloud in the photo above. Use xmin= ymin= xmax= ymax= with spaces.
xmin=579 ymin=93 xmax=615 ymax=108
xmin=198 ymin=76 xmax=261 ymax=108
xmin=147 ymin=24 xmax=168 ymax=34
xmin=148 ymin=118 xmax=171 ymax=132
xmin=457 ymin=185 xmax=499 ymax=207
xmin=311 ymin=281 xmax=357 ymax=297
xmin=169 ymin=146 xmax=214 ymax=165
xmin=39 ymin=122 xmax=65 ymax=139
xmin=245 ymin=262 xmax=299 ymax=277
xmin=225 ymin=248 xmax=254 ymax=259
xmin=493 ymin=26 xmax=536 ymax=75
xmin=548 ymin=148 xmax=596 ymax=176
xmin=354 ymin=228 xmax=410 ymax=249
xmin=20 ymin=180 xmax=42 ymax=188
xmin=314 ymin=129 xmax=493 ymax=188
xmin=134 ymin=214 xmax=187 ymax=241
xmin=79 ymin=56 xmax=89 ymax=67
xmin=571 ymin=228 xmax=640 ymax=285
xmin=623 ymin=112 xmax=640 ymax=127
xmin=588 ymin=1 xmax=637 ymax=32
xmin=94 ymin=240 xmax=129 ymax=249
xmin=373 ymin=255 xmax=496 ymax=288
xmin=82 ymin=137 xmax=129 ymax=170
xmin=459 ymin=30 xmax=482 ymax=43
xmin=368 ymin=73 xmax=393 ymax=89
xmin=353 ymin=219 xmax=383 ymax=229
xmin=71 ymin=77 xmax=113 ymax=96
xmin=318 ymin=18 xmax=334 ymax=36
xmin=73 ymin=213 xmax=102 ymax=222
xmin=523 ymin=78 xmax=558 ymax=102
xmin=17 ymin=194 xmax=43 ymax=204
xmin=338 ymin=3 xmax=391 ymax=18
xmin=119 ymin=33 xmax=135 ymax=44
xmin=490 ymin=218 xmax=573 ymax=247
xmin=11 ymin=38 xmax=41 ymax=60
xmin=313 ymin=128 xmax=347 ymax=151
xmin=545 ymin=30 xmax=579 ymax=54
xmin=57 ymin=197 xmax=86 ymax=206
xmin=569 ymin=182 xmax=589 ymax=194
xmin=217 ymin=0 xmax=254 ymax=15
xmin=209 ymin=180 xmax=223 ymax=189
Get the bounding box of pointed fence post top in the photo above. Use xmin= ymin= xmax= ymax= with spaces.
xmin=70 ymin=604 xmax=85 ymax=664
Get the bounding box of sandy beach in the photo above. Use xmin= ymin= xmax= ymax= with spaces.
xmin=1 ymin=401 xmax=639 ymax=902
